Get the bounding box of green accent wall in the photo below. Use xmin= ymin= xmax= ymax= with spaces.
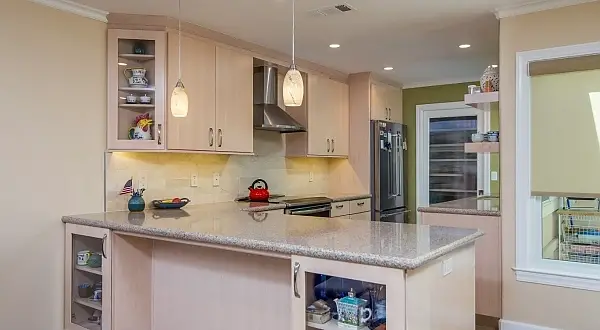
xmin=402 ymin=82 xmax=500 ymax=223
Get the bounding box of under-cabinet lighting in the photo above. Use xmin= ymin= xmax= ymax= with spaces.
xmin=383 ymin=67 xmax=394 ymax=71
xmin=118 ymin=62 xmax=127 ymax=66
xmin=329 ymin=44 xmax=341 ymax=49
xmin=459 ymin=44 xmax=471 ymax=49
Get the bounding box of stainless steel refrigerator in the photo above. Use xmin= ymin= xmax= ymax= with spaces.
xmin=371 ymin=120 xmax=408 ymax=223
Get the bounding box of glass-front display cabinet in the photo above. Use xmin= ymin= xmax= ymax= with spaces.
xmin=65 ymin=225 xmax=111 ymax=330
xmin=107 ymin=29 xmax=166 ymax=150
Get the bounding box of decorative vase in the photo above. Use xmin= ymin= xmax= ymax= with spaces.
xmin=480 ymin=66 xmax=499 ymax=92
xmin=128 ymin=195 xmax=146 ymax=212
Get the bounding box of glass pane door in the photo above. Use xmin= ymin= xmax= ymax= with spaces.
xmin=427 ymin=114 xmax=481 ymax=205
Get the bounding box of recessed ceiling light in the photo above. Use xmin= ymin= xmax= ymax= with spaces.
xmin=118 ymin=62 xmax=128 ymax=66
xmin=383 ymin=67 xmax=394 ymax=71
xmin=329 ymin=44 xmax=341 ymax=49
xmin=459 ymin=44 xmax=471 ymax=49
xmin=491 ymin=64 xmax=498 ymax=68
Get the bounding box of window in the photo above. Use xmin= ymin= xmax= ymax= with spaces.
xmin=515 ymin=42 xmax=600 ymax=291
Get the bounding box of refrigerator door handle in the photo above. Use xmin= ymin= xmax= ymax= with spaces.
xmin=396 ymin=131 xmax=402 ymax=197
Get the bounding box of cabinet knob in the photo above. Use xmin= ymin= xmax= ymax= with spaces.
xmin=209 ymin=128 xmax=214 ymax=147
xmin=218 ymin=129 xmax=223 ymax=147
xmin=336 ymin=204 xmax=344 ymax=209
xmin=101 ymin=234 xmax=107 ymax=259
xmin=327 ymin=139 xmax=330 ymax=153
xmin=157 ymin=124 xmax=162 ymax=145
xmin=357 ymin=202 xmax=365 ymax=206
xmin=331 ymin=139 xmax=335 ymax=153
xmin=293 ymin=262 xmax=301 ymax=298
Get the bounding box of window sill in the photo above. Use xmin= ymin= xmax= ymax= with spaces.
xmin=514 ymin=267 xmax=600 ymax=291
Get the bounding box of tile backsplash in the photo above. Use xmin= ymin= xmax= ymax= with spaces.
xmin=105 ymin=131 xmax=330 ymax=211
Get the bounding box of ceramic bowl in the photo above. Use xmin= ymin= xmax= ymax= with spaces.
xmin=487 ymin=135 xmax=499 ymax=142
xmin=126 ymin=95 xmax=137 ymax=104
xmin=471 ymin=133 xmax=485 ymax=143
xmin=139 ymin=94 xmax=152 ymax=104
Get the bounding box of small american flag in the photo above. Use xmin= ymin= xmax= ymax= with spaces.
xmin=119 ymin=178 xmax=133 ymax=195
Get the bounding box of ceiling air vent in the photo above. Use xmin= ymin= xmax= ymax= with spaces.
xmin=307 ymin=3 xmax=356 ymax=17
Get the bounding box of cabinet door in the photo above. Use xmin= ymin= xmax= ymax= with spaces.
xmin=350 ymin=211 xmax=372 ymax=221
xmin=167 ymin=33 xmax=216 ymax=151
xmin=108 ymin=30 xmax=167 ymax=150
xmin=291 ymin=255 xmax=406 ymax=330
xmin=388 ymin=87 xmax=403 ymax=123
xmin=370 ymin=83 xmax=388 ymax=121
xmin=331 ymin=80 xmax=349 ymax=157
xmin=307 ymin=74 xmax=331 ymax=156
xmin=215 ymin=46 xmax=253 ymax=154
xmin=65 ymin=224 xmax=111 ymax=330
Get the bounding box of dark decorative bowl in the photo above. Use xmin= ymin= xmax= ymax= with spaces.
xmin=152 ymin=198 xmax=190 ymax=209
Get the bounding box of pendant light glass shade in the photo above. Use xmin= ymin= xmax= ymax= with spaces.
xmin=283 ymin=65 xmax=303 ymax=106
xmin=171 ymin=79 xmax=188 ymax=118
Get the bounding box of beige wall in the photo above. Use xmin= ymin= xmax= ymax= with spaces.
xmin=500 ymin=2 xmax=600 ymax=329
xmin=0 ymin=0 xmax=106 ymax=329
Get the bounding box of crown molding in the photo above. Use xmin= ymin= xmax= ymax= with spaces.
xmin=495 ymin=0 xmax=598 ymax=19
xmin=29 ymin=0 xmax=108 ymax=22
xmin=402 ymin=77 xmax=480 ymax=89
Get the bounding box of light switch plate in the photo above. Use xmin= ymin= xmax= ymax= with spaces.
xmin=213 ymin=173 xmax=220 ymax=187
xmin=491 ymin=171 xmax=498 ymax=181
xmin=190 ymin=173 xmax=199 ymax=187
xmin=442 ymin=258 xmax=453 ymax=276
xmin=138 ymin=175 xmax=147 ymax=190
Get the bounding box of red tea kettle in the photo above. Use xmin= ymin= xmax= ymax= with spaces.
xmin=248 ymin=179 xmax=270 ymax=202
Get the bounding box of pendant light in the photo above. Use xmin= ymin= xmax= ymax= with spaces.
xmin=283 ymin=0 xmax=304 ymax=107
xmin=170 ymin=0 xmax=189 ymax=117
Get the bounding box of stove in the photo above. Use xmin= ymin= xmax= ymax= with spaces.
xmin=236 ymin=195 xmax=333 ymax=217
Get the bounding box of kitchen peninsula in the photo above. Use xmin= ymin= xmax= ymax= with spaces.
xmin=64 ymin=202 xmax=481 ymax=330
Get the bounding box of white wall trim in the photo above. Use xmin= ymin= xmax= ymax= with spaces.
xmin=500 ymin=319 xmax=558 ymax=330
xmin=495 ymin=0 xmax=597 ymax=19
xmin=29 ymin=0 xmax=108 ymax=22
xmin=402 ymin=77 xmax=480 ymax=89
xmin=514 ymin=41 xmax=600 ymax=290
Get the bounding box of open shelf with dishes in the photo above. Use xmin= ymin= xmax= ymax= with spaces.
xmin=464 ymin=142 xmax=499 ymax=153
xmin=108 ymin=30 xmax=166 ymax=150
xmin=66 ymin=226 xmax=111 ymax=330
xmin=465 ymin=91 xmax=498 ymax=110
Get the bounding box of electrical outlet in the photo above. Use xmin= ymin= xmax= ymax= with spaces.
xmin=138 ymin=175 xmax=147 ymax=190
xmin=491 ymin=171 xmax=498 ymax=181
xmin=309 ymin=171 xmax=314 ymax=182
xmin=213 ymin=173 xmax=220 ymax=187
xmin=442 ymin=258 xmax=453 ymax=276
xmin=190 ymin=173 xmax=199 ymax=187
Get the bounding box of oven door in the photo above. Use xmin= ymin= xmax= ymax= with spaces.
xmin=286 ymin=205 xmax=332 ymax=217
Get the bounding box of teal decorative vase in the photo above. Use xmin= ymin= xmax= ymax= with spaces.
xmin=128 ymin=193 xmax=146 ymax=212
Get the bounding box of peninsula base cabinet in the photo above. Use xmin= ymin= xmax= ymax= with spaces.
xmin=63 ymin=227 xmax=475 ymax=330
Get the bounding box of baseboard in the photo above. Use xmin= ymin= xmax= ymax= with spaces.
xmin=500 ymin=319 xmax=559 ymax=330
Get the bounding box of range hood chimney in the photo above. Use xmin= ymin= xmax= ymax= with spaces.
xmin=253 ymin=64 xmax=306 ymax=133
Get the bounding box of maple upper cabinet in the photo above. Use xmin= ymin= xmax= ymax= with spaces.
xmin=370 ymin=82 xmax=402 ymax=123
xmin=286 ymin=73 xmax=349 ymax=157
xmin=215 ymin=46 xmax=254 ymax=154
xmin=166 ymin=32 xmax=216 ymax=151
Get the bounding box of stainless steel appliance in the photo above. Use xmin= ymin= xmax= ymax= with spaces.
xmin=281 ymin=197 xmax=332 ymax=217
xmin=371 ymin=120 xmax=408 ymax=223
xmin=253 ymin=62 xmax=306 ymax=133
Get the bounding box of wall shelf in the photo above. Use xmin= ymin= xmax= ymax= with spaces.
xmin=73 ymin=297 xmax=102 ymax=311
xmin=118 ymin=87 xmax=155 ymax=92
xmin=464 ymin=142 xmax=499 ymax=153
xmin=465 ymin=91 xmax=499 ymax=110
xmin=118 ymin=104 xmax=155 ymax=112
xmin=74 ymin=265 xmax=102 ymax=276
xmin=118 ymin=53 xmax=155 ymax=62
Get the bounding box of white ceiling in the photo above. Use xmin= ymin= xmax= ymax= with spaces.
xmin=72 ymin=0 xmax=536 ymax=87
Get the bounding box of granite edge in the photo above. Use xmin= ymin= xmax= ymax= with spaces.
xmin=240 ymin=204 xmax=287 ymax=212
xmin=329 ymin=194 xmax=372 ymax=203
xmin=417 ymin=206 xmax=501 ymax=217
xmin=62 ymin=215 xmax=481 ymax=270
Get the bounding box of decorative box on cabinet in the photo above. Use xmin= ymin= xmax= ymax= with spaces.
xmin=65 ymin=224 xmax=112 ymax=330
xmin=107 ymin=29 xmax=167 ymax=151
xmin=286 ymin=73 xmax=349 ymax=157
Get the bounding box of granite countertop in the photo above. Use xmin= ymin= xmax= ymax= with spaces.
xmin=62 ymin=203 xmax=481 ymax=270
xmin=327 ymin=193 xmax=372 ymax=203
xmin=417 ymin=196 xmax=500 ymax=217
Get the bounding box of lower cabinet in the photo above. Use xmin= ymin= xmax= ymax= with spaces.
xmin=420 ymin=212 xmax=501 ymax=318
xmin=65 ymin=224 xmax=111 ymax=330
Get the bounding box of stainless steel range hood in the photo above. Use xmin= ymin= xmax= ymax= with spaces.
xmin=253 ymin=64 xmax=305 ymax=133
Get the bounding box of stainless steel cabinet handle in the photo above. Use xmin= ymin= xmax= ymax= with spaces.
xmin=331 ymin=139 xmax=335 ymax=153
xmin=293 ymin=262 xmax=301 ymax=298
xmin=326 ymin=139 xmax=330 ymax=152
xmin=357 ymin=202 xmax=365 ymax=206
xmin=218 ymin=129 xmax=223 ymax=147
xmin=209 ymin=128 xmax=214 ymax=147
xmin=335 ymin=204 xmax=344 ymax=209
xmin=157 ymin=124 xmax=162 ymax=145
xmin=102 ymin=234 xmax=107 ymax=259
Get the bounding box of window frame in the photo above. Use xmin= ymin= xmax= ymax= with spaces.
xmin=515 ymin=41 xmax=600 ymax=291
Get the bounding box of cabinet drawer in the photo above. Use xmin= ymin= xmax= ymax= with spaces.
xmin=331 ymin=201 xmax=350 ymax=217
xmin=349 ymin=198 xmax=371 ymax=214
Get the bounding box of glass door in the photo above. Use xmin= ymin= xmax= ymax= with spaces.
xmin=418 ymin=105 xmax=488 ymax=207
